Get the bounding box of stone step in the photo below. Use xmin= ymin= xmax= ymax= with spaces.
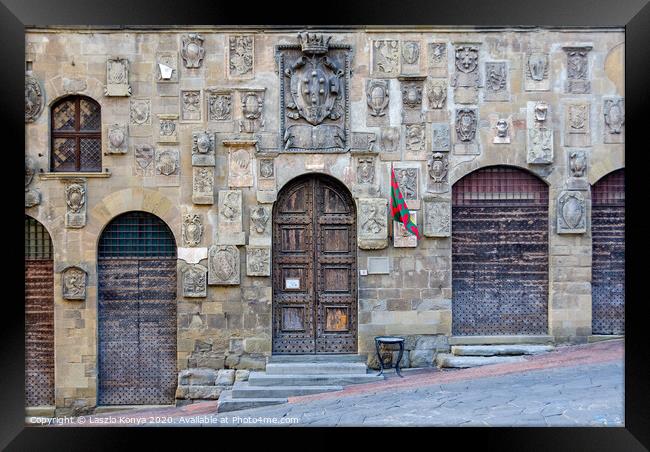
xmin=231 ymin=381 xmax=343 ymax=399
xmin=448 ymin=335 xmax=554 ymax=345
xmin=264 ymin=362 xmax=368 ymax=375
xmin=248 ymin=372 xmax=384 ymax=387
xmin=268 ymin=354 xmax=367 ymax=363
xmin=436 ymin=353 xmax=527 ymax=368
xmin=451 ymin=344 xmax=555 ymax=356
xmin=216 ymin=390 xmax=287 ymax=413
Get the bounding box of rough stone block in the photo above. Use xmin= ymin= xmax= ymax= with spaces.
xmin=178 ymin=368 xmax=218 ymax=386
xmin=216 ymin=369 xmax=236 ymax=386
xmin=409 ymin=349 xmax=436 ymax=368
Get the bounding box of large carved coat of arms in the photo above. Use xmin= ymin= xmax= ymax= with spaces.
xmin=278 ymin=33 xmax=351 ymax=152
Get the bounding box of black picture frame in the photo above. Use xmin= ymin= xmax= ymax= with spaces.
xmin=3 ymin=0 xmax=649 ymax=449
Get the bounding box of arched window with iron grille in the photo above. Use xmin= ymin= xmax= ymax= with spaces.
xmin=50 ymin=95 xmax=102 ymax=172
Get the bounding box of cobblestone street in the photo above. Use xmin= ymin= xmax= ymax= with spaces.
xmin=59 ymin=339 xmax=624 ymax=427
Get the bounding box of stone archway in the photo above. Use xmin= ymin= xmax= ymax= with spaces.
xmin=272 ymin=173 xmax=358 ymax=354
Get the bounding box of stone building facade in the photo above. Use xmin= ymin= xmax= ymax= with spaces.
xmin=24 ymin=26 xmax=624 ymax=414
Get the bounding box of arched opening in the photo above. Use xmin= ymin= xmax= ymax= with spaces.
xmin=24 ymin=215 xmax=55 ymax=407
xmin=272 ymin=173 xmax=358 ymax=354
xmin=591 ymin=168 xmax=625 ymax=335
xmin=451 ymin=166 xmax=549 ymax=336
xmin=97 ymin=211 xmax=177 ymax=405
xmin=50 ymin=95 xmax=102 ymax=172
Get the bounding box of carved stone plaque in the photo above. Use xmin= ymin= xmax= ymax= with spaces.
xmin=249 ymin=205 xmax=272 ymax=246
xmin=278 ymin=33 xmax=351 ymax=152
xmin=246 ymin=246 xmax=271 ymax=276
xmin=156 ymin=52 xmax=179 ymax=83
xmin=224 ymin=140 xmax=255 ymax=188
xmin=493 ymin=118 xmax=511 ymax=144
xmin=157 ymin=114 xmax=179 ymax=144
xmin=563 ymin=46 xmax=592 ymax=94
xmin=427 ymin=152 xmax=449 ymax=194
xmin=25 ymin=157 xmax=41 ymax=208
xmin=484 ymin=61 xmax=509 ymax=101
xmin=181 ymin=90 xmax=202 ymax=122
xmin=524 ymin=52 xmax=550 ymax=91
xmin=257 ymin=157 xmax=276 ymax=192
xmin=217 ymin=190 xmax=246 ymax=245
xmin=379 ymin=127 xmax=400 ymax=160
xmin=182 ymin=214 xmax=203 ymax=247
xmin=404 ymin=123 xmax=426 ymax=160
xmin=192 ymin=131 xmax=216 ymax=166
xmin=565 ymin=102 xmax=591 ymax=147
xmin=401 ymin=41 xmax=421 ymax=73
xmin=399 ymin=76 xmax=426 ymax=124
xmin=454 ymin=108 xmax=479 ymax=155
xmin=130 ymin=98 xmax=151 ymax=125
xmin=192 ymin=167 xmax=214 ymax=205
xmin=106 ymin=123 xmax=128 ymax=154
xmin=431 ymin=123 xmax=450 ymax=152
xmin=208 ymin=245 xmax=240 ymax=285
xmin=372 ymin=39 xmax=400 ymax=76
xmin=181 ymin=34 xmax=205 ymax=69
xmin=105 ymin=57 xmax=131 ymax=96
xmin=155 ymin=148 xmax=180 ymax=186
xmin=426 ymin=78 xmax=447 ymax=121
xmin=603 ymin=97 xmax=625 ymax=144
xmin=366 ymin=79 xmax=390 ymax=127
xmin=25 ymin=74 xmax=44 ymax=123
xmin=358 ymin=198 xmax=388 ymax=250
xmin=394 ymin=212 xmax=418 ymax=248
xmin=62 ymin=266 xmax=87 ymax=301
xmin=207 ymin=89 xmax=233 ymax=122
xmin=239 ymin=89 xmax=265 ymax=133
xmin=423 ymin=199 xmax=451 ymax=237
xmin=451 ymin=44 xmax=481 ymax=104
xmin=229 ymin=35 xmax=254 ymax=79
xmin=64 ymin=179 xmax=86 ymax=228
xmin=182 ymin=264 xmax=208 ymax=298
xmin=427 ymin=42 xmax=448 ymax=77
xmin=392 ymin=163 xmax=420 ymax=210
xmin=527 ymin=128 xmax=553 ymax=164
xmin=134 ymin=145 xmax=155 ymax=176
xmin=557 ymin=190 xmax=587 ymax=234
xmin=567 ymin=149 xmax=588 ymax=190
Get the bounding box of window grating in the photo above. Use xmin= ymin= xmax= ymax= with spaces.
xmin=50 ymin=95 xmax=102 ymax=172
xmin=25 ymin=216 xmax=53 ymax=260
xmin=452 ymin=166 xmax=548 ymax=207
xmin=592 ymin=169 xmax=625 ymax=206
xmin=98 ymin=211 xmax=177 ymax=259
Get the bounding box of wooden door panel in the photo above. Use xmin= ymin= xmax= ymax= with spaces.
xmin=273 ymin=175 xmax=357 ymax=354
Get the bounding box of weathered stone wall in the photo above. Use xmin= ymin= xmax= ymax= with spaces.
xmin=24 ymin=27 xmax=624 ymax=411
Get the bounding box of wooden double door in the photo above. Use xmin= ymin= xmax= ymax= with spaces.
xmin=272 ymin=174 xmax=358 ymax=354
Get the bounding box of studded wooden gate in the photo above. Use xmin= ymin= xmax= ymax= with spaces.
xmin=25 ymin=216 xmax=55 ymax=407
xmin=592 ymin=169 xmax=625 ymax=335
xmin=452 ymin=167 xmax=549 ymax=335
xmin=97 ymin=212 xmax=177 ymax=405
xmin=272 ymin=174 xmax=358 ymax=354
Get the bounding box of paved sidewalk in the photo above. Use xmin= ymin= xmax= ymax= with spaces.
xmin=59 ymin=339 xmax=624 ymax=427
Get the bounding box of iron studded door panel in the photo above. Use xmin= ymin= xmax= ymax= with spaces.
xmin=273 ymin=175 xmax=357 ymax=353
xmin=98 ymin=259 xmax=177 ymax=405
xmin=592 ymin=170 xmax=625 ymax=335
xmin=314 ymin=179 xmax=357 ymax=353
xmin=452 ymin=167 xmax=549 ymax=336
xmin=273 ymin=179 xmax=316 ymax=353
xmin=25 ymin=260 xmax=55 ymax=407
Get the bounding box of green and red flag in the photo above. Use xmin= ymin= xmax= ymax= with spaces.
xmin=390 ymin=167 xmax=420 ymax=239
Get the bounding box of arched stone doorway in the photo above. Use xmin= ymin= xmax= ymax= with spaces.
xmin=97 ymin=211 xmax=177 ymax=405
xmin=25 ymin=215 xmax=55 ymax=407
xmin=272 ymin=173 xmax=358 ymax=354
xmin=591 ymin=169 xmax=625 ymax=335
xmin=451 ymin=166 xmax=549 ymax=336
